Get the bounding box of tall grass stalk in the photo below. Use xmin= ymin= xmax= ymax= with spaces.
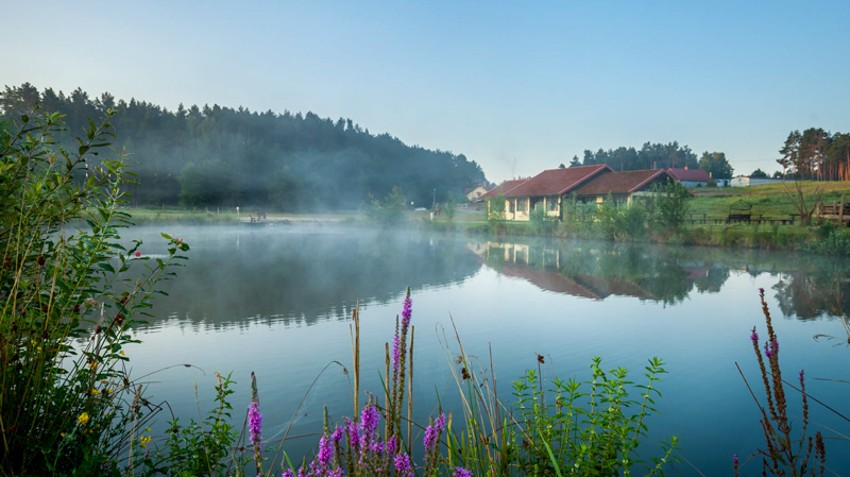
xmin=736 ymin=289 xmax=827 ymax=476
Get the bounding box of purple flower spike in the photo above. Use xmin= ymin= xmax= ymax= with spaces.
xmin=331 ymin=425 xmax=343 ymax=443
xmin=799 ymin=369 xmax=805 ymax=383
xmin=424 ymin=425 xmax=438 ymax=451
xmin=758 ymin=287 xmax=765 ymax=295
xmin=392 ymin=333 xmax=402 ymax=373
xmin=282 ymin=470 xmax=294 ymax=477
xmin=424 ymin=414 xmax=445 ymax=452
xmin=394 ymin=453 xmax=415 ymax=477
xmin=360 ymin=404 xmax=379 ymax=433
xmin=750 ymin=328 xmax=759 ymax=343
xmin=317 ymin=435 xmax=333 ymax=466
xmin=248 ymin=401 xmax=263 ymax=451
xmin=345 ymin=418 xmax=359 ymax=452
xmin=764 ymin=341 xmax=772 ymax=358
xmin=402 ymin=295 xmax=412 ymax=327
xmin=453 ymin=466 xmax=473 ymax=477
xmin=435 ymin=412 xmax=446 ymax=432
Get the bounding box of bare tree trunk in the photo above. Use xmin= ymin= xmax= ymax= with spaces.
xmin=783 ymin=180 xmax=822 ymax=226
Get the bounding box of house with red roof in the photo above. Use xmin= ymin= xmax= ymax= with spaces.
xmin=482 ymin=165 xmax=675 ymax=221
xmin=574 ymin=169 xmax=676 ymax=205
xmin=499 ymin=165 xmax=611 ymax=220
xmin=667 ymin=167 xmax=712 ymax=187
xmin=479 ymin=178 xmax=529 ymax=201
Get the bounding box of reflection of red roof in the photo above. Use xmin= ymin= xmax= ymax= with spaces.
xmin=579 ymin=274 xmax=656 ymax=301
xmin=480 ymin=179 xmax=528 ymax=200
xmin=506 ymin=165 xmax=611 ymax=197
xmin=575 ymin=169 xmax=672 ymax=195
xmin=668 ymin=167 xmax=711 ymax=182
xmin=500 ymin=266 xmax=603 ymax=300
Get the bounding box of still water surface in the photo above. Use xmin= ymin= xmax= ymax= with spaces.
xmin=126 ymin=224 xmax=850 ymax=474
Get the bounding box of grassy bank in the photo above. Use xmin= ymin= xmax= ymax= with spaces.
xmin=126 ymin=181 xmax=850 ymax=255
xmin=419 ymin=182 xmax=850 ymax=255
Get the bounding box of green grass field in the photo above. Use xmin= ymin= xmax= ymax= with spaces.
xmin=689 ymin=181 xmax=850 ymax=222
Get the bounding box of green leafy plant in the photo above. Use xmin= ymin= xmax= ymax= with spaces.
xmin=508 ymin=356 xmax=677 ymax=476
xmin=0 ymin=107 xmax=188 ymax=475
xmin=364 ymin=186 xmax=407 ymax=226
xmin=144 ymin=372 xmax=248 ymax=476
xmin=649 ymin=182 xmax=691 ymax=231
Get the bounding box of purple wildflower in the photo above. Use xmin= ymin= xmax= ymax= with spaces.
xmin=402 ymin=295 xmax=412 ymax=327
xmin=370 ymin=440 xmax=385 ymax=454
xmin=758 ymin=287 xmax=765 ymax=296
xmin=750 ymin=327 xmax=759 ymax=343
xmin=424 ymin=425 xmax=438 ymax=451
xmin=434 ymin=412 xmax=446 ymax=432
xmin=453 ymin=466 xmax=473 ymax=477
xmin=764 ymin=339 xmax=779 ymax=358
xmin=799 ymin=369 xmax=805 ymax=383
xmin=248 ymin=401 xmax=263 ymax=451
xmin=360 ymin=404 xmax=379 ymax=433
xmin=358 ymin=404 xmax=381 ymax=463
xmin=317 ymin=435 xmax=333 ymax=466
xmin=423 ymin=412 xmax=446 ymax=452
xmin=392 ymin=332 xmax=402 ymax=374
xmin=394 ymin=453 xmax=415 ymax=477
xmin=282 ymin=470 xmax=294 ymax=477
xmin=387 ymin=435 xmax=398 ymax=455
xmin=331 ymin=425 xmax=343 ymax=443
xmin=345 ymin=418 xmax=360 ymax=453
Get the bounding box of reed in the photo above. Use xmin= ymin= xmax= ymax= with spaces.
xmin=735 ymin=289 xmax=828 ymax=476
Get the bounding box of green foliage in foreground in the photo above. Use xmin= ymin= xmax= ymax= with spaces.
xmin=508 ymin=358 xmax=677 ymax=476
xmin=0 ymin=108 xmax=187 ymax=475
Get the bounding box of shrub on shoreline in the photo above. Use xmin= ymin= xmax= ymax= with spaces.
xmin=1 ymin=108 xmax=187 ymax=475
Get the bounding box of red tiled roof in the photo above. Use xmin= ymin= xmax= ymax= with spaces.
xmin=575 ymin=169 xmax=672 ymax=195
xmin=479 ymin=179 xmax=528 ymax=200
xmin=668 ymin=167 xmax=711 ymax=182
xmin=505 ymin=165 xmax=611 ymax=197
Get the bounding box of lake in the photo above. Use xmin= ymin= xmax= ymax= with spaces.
xmin=123 ymin=223 xmax=850 ymax=475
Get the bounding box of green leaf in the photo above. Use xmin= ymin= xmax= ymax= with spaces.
xmin=98 ymin=262 xmax=115 ymax=273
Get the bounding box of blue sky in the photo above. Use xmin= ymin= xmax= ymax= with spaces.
xmin=2 ymin=1 xmax=848 ymax=183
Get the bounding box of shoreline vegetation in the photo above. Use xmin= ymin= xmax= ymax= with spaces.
xmin=3 ymin=110 xmax=847 ymax=476
xmin=126 ymin=179 xmax=850 ymax=256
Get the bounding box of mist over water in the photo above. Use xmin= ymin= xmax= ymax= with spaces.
xmin=124 ymin=223 xmax=850 ymax=474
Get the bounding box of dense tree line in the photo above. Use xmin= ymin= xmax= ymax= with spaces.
xmin=777 ymin=128 xmax=850 ymax=181
xmin=0 ymin=83 xmax=487 ymax=210
xmin=568 ymin=142 xmax=734 ymax=179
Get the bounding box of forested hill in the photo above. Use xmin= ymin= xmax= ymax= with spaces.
xmin=0 ymin=83 xmax=488 ymax=210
